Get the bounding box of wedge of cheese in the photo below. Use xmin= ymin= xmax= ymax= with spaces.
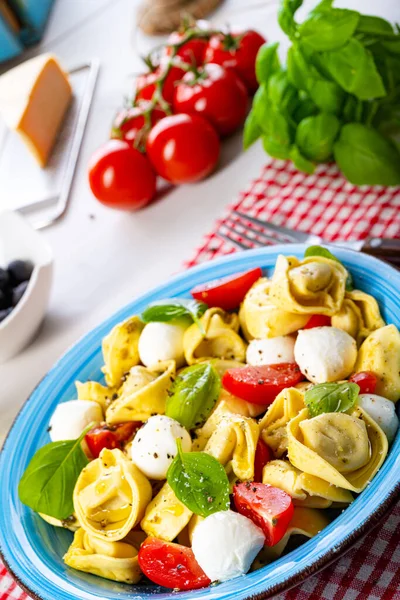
xmin=0 ymin=53 xmax=72 ymax=167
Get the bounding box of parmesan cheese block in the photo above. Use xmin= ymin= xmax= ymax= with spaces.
xmin=0 ymin=53 xmax=72 ymax=167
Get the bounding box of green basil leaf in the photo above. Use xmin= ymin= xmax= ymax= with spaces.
xmin=293 ymin=96 xmax=318 ymax=123
xmin=166 ymin=363 xmax=221 ymax=430
xmin=141 ymin=299 xmax=207 ymax=333
xmin=243 ymin=109 xmax=262 ymax=150
xmin=252 ymin=84 xmax=271 ymax=128
xmin=308 ymin=73 xmax=345 ymax=114
xmin=18 ymin=429 xmax=89 ymax=519
xmin=278 ymin=0 xmax=302 ymax=39
xmin=167 ymin=441 xmax=230 ymax=517
xmin=267 ymin=71 xmax=298 ymax=116
xmin=290 ymin=145 xmax=315 ymax=174
xmin=304 ymin=245 xmax=353 ymax=291
xmin=319 ymin=39 xmax=386 ymax=100
xmin=305 ymin=382 xmax=360 ymax=418
xmin=287 ymin=45 xmax=311 ymax=91
xmin=260 ymin=103 xmax=293 ymax=160
xmin=299 ymin=8 xmax=359 ymax=52
xmin=255 ymin=42 xmax=280 ymax=85
xmin=333 ymin=123 xmax=400 ymax=186
xmin=356 ymin=15 xmax=395 ymax=38
xmin=296 ymin=113 xmax=340 ymax=162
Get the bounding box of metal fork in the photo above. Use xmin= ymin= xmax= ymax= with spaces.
xmin=217 ymin=210 xmax=400 ymax=267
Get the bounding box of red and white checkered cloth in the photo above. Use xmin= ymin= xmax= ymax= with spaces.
xmin=1 ymin=160 xmax=400 ymax=600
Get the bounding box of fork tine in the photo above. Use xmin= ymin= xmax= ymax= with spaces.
xmin=216 ymin=228 xmax=249 ymax=251
xmin=233 ymin=210 xmax=312 ymax=243
xmin=221 ymin=222 xmax=269 ymax=248
xmin=225 ymin=217 xmax=285 ymax=246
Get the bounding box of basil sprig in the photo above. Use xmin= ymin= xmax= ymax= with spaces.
xmin=166 ymin=363 xmax=221 ymax=430
xmin=304 ymin=245 xmax=354 ymax=291
xmin=18 ymin=426 xmax=90 ymax=520
xmin=141 ymin=299 xmax=207 ymax=334
xmin=167 ymin=440 xmax=230 ymax=518
xmin=305 ymin=382 xmax=360 ymax=417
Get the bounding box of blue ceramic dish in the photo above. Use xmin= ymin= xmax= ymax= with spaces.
xmin=1 ymin=245 xmax=399 ymax=600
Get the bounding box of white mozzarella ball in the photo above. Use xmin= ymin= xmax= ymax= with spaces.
xmin=246 ymin=336 xmax=295 ymax=366
xmin=130 ymin=415 xmax=191 ymax=479
xmin=49 ymin=400 xmax=103 ymax=442
xmin=191 ymin=510 xmax=265 ymax=582
xmin=358 ymin=394 xmax=399 ymax=443
xmin=138 ymin=322 xmax=187 ymax=369
xmin=294 ymin=326 xmax=357 ymax=384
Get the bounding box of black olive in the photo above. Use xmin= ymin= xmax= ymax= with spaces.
xmin=0 ymin=289 xmax=11 ymax=310
xmin=8 ymin=260 xmax=34 ymax=285
xmin=12 ymin=280 xmax=29 ymax=306
xmin=0 ymin=268 xmax=9 ymax=292
xmin=0 ymin=307 xmax=12 ymax=323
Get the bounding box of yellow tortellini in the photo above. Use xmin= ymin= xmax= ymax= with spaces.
xmin=183 ymin=308 xmax=247 ymax=365
xmin=262 ymin=460 xmax=353 ymax=508
xmin=106 ymin=360 xmax=175 ymax=424
xmin=241 ymin=278 xmax=309 ymax=338
xmin=141 ymin=482 xmax=193 ymax=542
xmin=269 ymin=255 xmax=348 ymax=316
xmin=76 ymin=381 xmax=116 ymax=413
xmin=332 ymin=290 xmax=385 ymax=346
xmin=259 ymin=387 xmax=305 ymax=457
xmin=287 ymin=407 xmax=388 ymax=493
xmin=64 ymin=528 xmax=141 ymax=584
xmin=354 ymin=324 xmax=400 ymax=402
xmin=102 ymin=316 xmax=144 ymax=387
xmin=74 ymin=448 xmax=152 ymax=541
xmin=252 ymin=507 xmax=330 ymax=568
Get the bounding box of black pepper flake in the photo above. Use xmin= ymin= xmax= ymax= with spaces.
xmin=47 ymin=425 xmax=52 ymax=432
xmin=112 ymin=393 xmax=118 ymax=401
xmin=258 ymin=379 xmax=265 ymax=385
xmin=153 ymin=452 xmax=159 ymax=458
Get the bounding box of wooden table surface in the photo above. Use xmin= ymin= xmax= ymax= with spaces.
xmin=0 ymin=0 xmax=399 ymax=443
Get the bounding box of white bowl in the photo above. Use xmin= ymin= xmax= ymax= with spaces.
xmin=0 ymin=210 xmax=53 ymax=363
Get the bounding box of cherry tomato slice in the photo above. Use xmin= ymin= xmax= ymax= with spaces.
xmin=254 ymin=439 xmax=272 ymax=483
xmin=85 ymin=422 xmax=141 ymax=458
xmin=233 ymin=482 xmax=294 ymax=547
xmin=222 ymin=363 xmax=304 ymax=405
xmin=349 ymin=371 xmax=378 ymax=394
xmin=303 ymin=315 xmax=332 ymax=329
xmin=191 ymin=267 xmax=262 ymax=311
xmin=138 ymin=537 xmax=211 ymax=590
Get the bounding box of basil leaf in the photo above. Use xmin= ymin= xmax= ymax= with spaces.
xmin=296 ymin=113 xmax=340 ymax=162
xmin=255 ymin=42 xmax=280 ymax=85
xmin=305 ymin=382 xmax=360 ymax=418
xmin=166 ymin=363 xmax=221 ymax=430
xmin=18 ymin=429 xmax=89 ymax=520
xmin=141 ymin=299 xmax=207 ymax=333
xmin=293 ymin=97 xmax=318 ymax=123
xmin=252 ymin=83 xmax=271 ymax=128
xmin=356 ymin=15 xmax=395 ymax=38
xmin=299 ymin=8 xmax=359 ymax=52
xmin=333 ymin=123 xmax=400 ymax=186
xmin=290 ymin=145 xmax=315 ymax=174
xmin=267 ymin=71 xmax=298 ymax=117
xmin=287 ymin=45 xmax=311 ymax=92
xmin=261 ymin=106 xmax=293 ymax=160
xmin=167 ymin=441 xmax=230 ymax=517
xmin=278 ymin=0 xmax=302 ymax=39
xmin=243 ymin=109 xmax=262 ymax=150
xmin=319 ymin=39 xmax=386 ymax=100
xmin=304 ymin=245 xmax=353 ymax=291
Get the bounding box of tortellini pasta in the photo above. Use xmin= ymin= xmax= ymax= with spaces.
xmin=288 ymin=407 xmax=388 ymax=493
xmin=331 ymin=290 xmax=385 ymax=346
xmin=259 ymin=387 xmax=305 ymax=457
xmin=64 ymin=528 xmax=141 ymax=584
xmin=76 ymin=380 xmax=116 ymax=412
xmin=241 ymin=278 xmax=309 ymax=338
xmin=141 ymin=482 xmax=193 ymax=542
xmin=354 ymin=325 xmax=400 ymax=402
xmin=102 ymin=316 xmax=144 ymax=387
xmin=106 ymin=360 xmax=175 ymax=424
xmin=269 ymin=255 xmax=348 ymax=316
xmin=183 ymin=308 xmax=247 ymax=364
xmin=74 ymin=448 xmax=152 ymax=541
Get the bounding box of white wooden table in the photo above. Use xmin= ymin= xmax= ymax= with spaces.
xmin=0 ymin=0 xmax=398 ymax=443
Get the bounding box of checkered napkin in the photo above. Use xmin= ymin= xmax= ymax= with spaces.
xmin=1 ymin=160 xmax=400 ymax=600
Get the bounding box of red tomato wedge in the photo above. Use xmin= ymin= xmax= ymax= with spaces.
xmin=85 ymin=422 xmax=141 ymax=458
xmin=222 ymin=363 xmax=304 ymax=405
xmin=303 ymin=314 xmax=331 ymax=329
xmin=349 ymin=371 xmax=378 ymax=394
xmin=138 ymin=537 xmax=211 ymax=590
xmin=233 ymin=482 xmax=294 ymax=547
xmin=254 ymin=439 xmax=272 ymax=483
xmin=191 ymin=267 xmax=262 ymax=311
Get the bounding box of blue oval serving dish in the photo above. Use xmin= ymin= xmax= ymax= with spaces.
xmin=1 ymin=245 xmax=399 ymax=600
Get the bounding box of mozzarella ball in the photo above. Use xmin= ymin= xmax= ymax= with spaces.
xmin=246 ymin=336 xmax=295 ymax=366
xmin=138 ymin=322 xmax=187 ymax=368
xmin=49 ymin=400 xmax=103 ymax=442
xmin=294 ymin=326 xmax=357 ymax=384
xmin=358 ymin=393 xmax=399 ymax=443
xmin=130 ymin=415 xmax=191 ymax=479
xmin=191 ymin=510 xmax=265 ymax=582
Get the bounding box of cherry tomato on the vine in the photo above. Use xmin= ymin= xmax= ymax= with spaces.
xmin=146 ymin=113 xmax=220 ymax=184
xmin=173 ymin=63 xmax=248 ymax=136
xmin=88 ymin=140 xmax=156 ymax=211
xmin=204 ymin=29 xmax=266 ymax=94
xmin=164 ymin=32 xmax=207 ymax=65
xmin=349 ymin=371 xmax=378 ymax=394
xmin=85 ymin=422 xmax=141 ymax=459
xmin=191 ymin=267 xmax=262 ymax=311
xmin=111 ymin=102 xmax=167 ymax=147
xmin=136 ymin=65 xmax=185 ymax=105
